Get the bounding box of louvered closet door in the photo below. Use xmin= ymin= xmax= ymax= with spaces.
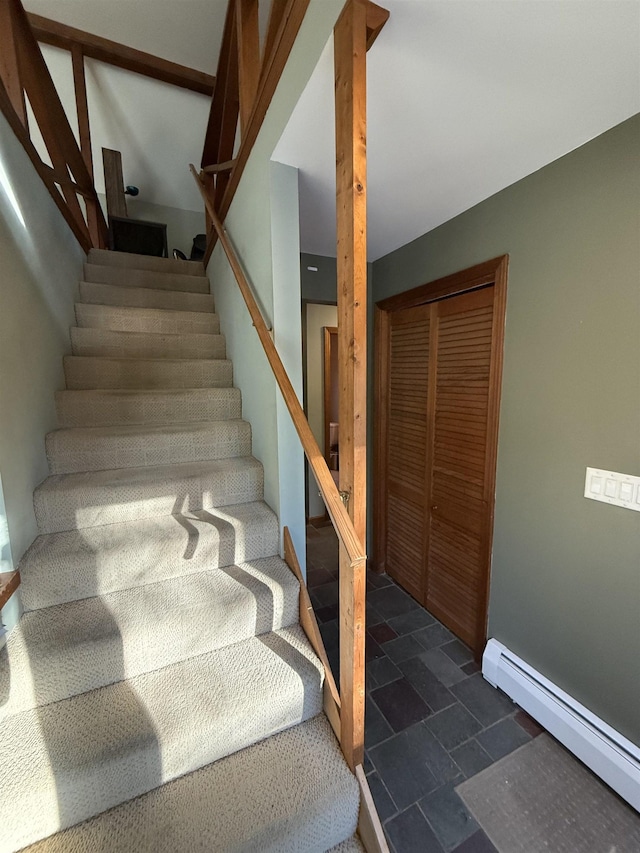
xmin=427 ymin=286 xmax=495 ymax=649
xmin=384 ymin=305 xmax=431 ymax=601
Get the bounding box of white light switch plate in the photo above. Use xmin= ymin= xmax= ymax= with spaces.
xmin=584 ymin=467 xmax=640 ymax=512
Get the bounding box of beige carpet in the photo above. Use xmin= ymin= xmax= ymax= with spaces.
xmin=457 ymin=733 xmax=640 ymax=853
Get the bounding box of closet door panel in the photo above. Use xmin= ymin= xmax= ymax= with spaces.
xmin=384 ymin=305 xmax=431 ymax=601
xmin=427 ymin=287 xmax=494 ymax=647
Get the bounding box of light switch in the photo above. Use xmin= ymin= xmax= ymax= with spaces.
xmin=620 ymin=482 xmax=633 ymax=502
xmin=584 ymin=468 xmax=640 ymax=512
xmin=590 ymin=476 xmax=603 ymax=494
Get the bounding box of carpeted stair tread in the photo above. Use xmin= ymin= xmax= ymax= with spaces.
xmin=55 ymin=387 xmax=242 ymax=428
xmin=84 ymin=263 xmax=210 ymax=294
xmin=34 ymin=456 xmax=264 ymax=534
xmin=19 ymin=501 xmax=279 ymax=610
xmin=88 ymin=248 xmax=205 ymax=277
xmin=6 ymin=250 xmax=369 ymax=850
xmin=70 ymin=327 xmax=226 ymax=360
xmin=328 ymin=836 xmax=366 ymax=852
xmin=0 ymin=625 xmax=324 ymax=852
xmin=64 ymin=354 xmax=233 ymax=390
xmin=20 ymin=714 xmax=359 ymax=853
xmin=79 ymin=281 xmax=215 ymax=313
xmin=0 ymin=555 xmax=300 ymax=718
xmin=46 ymin=419 xmax=251 ymax=474
xmin=75 ymin=302 xmax=220 ymax=335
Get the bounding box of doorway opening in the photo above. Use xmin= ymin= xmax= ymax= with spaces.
xmin=302 ymin=301 xmax=337 ymax=526
xmin=323 ymin=326 xmax=339 ymax=484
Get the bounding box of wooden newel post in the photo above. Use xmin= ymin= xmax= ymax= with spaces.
xmin=335 ymin=0 xmax=369 ymax=771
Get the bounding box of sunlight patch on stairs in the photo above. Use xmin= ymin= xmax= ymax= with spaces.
xmin=0 ymin=249 xmax=360 ymax=852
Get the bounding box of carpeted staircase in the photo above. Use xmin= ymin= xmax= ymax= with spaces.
xmin=0 ymin=249 xmax=362 ymax=852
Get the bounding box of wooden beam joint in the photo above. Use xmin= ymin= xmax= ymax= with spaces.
xmin=27 ymin=13 xmax=215 ymax=96
xmin=365 ymin=0 xmax=390 ymax=50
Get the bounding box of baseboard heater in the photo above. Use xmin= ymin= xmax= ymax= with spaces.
xmin=483 ymin=639 xmax=640 ymax=812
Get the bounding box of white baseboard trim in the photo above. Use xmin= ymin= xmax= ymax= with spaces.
xmin=483 ymin=639 xmax=640 ymax=812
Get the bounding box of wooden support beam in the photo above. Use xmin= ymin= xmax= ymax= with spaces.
xmin=204 ymin=0 xmax=310 ymax=262
xmin=282 ymin=528 xmax=341 ymax=740
xmin=10 ymin=1 xmax=92 ymax=210
xmin=365 ymin=1 xmax=390 ymax=50
xmin=202 ymin=158 xmax=237 ymax=174
xmin=334 ymin=0 xmax=369 ymax=773
xmin=236 ymin=0 xmax=260 ymax=136
xmin=202 ymin=0 xmax=236 ymax=168
xmin=0 ymin=77 xmax=92 ymax=251
xmin=40 ymin=163 xmax=89 ymax=196
xmin=214 ymin=40 xmax=240 ymax=206
xmin=10 ymin=7 xmax=87 ymax=234
xmin=202 ymin=171 xmax=215 ymax=243
xmin=356 ymin=765 xmax=391 ymax=852
xmin=71 ymin=45 xmax=92 ymax=176
xmin=0 ymin=0 xmax=27 ymax=126
xmin=102 ymin=147 xmax=128 ymax=219
xmin=201 ymin=0 xmax=240 ymax=210
xmin=27 ymin=13 xmax=215 ymax=96
xmin=261 ymin=0 xmax=287 ymax=74
xmin=71 ymin=45 xmax=107 ymax=248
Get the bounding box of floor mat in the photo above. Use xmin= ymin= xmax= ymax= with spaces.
xmin=456 ymin=733 xmax=640 ymax=853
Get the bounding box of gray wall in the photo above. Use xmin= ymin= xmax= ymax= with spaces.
xmin=270 ymin=162 xmax=306 ymax=568
xmin=0 ymin=113 xmax=86 ymax=567
xmin=301 ymin=253 xmax=338 ymax=302
xmin=372 ymin=115 xmax=640 ymax=745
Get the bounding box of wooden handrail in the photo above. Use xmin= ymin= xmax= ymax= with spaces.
xmin=190 ymin=164 xmax=367 ymax=571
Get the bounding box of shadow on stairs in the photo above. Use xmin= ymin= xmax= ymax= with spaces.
xmin=0 ymin=248 xmax=363 ymax=852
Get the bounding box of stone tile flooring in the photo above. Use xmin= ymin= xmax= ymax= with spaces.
xmin=306 ymin=525 xmax=545 ymax=853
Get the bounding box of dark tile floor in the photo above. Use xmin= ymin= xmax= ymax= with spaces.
xmin=306 ymin=525 xmax=545 ymax=853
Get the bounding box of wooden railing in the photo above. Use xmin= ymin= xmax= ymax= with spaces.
xmin=193 ymin=0 xmax=389 ymax=779
xmin=191 ymin=164 xmax=370 ymax=775
xmin=200 ymin=0 xmax=311 ymax=260
xmin=191 ymin=165 xmax=367 ymax=572
xmin=0 ymin=0 xmax=108 ymax=251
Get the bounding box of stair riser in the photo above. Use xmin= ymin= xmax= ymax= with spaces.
xmin=55 ymin=388 xmax=242 ymax=428
xmin=17 ymin=716 xmax=358 ymax=853
xmin=1 ymin=557 xmax=300 ymax=719
xmin=0 ymin=628 xmax=323 ymax=853
xmin=46 ymin=422 xmax=252 ymax=474
xmin=64 ymin=356 xmax=233 ymax=390
xmin=34 ymin=460 xmax=264 ymax=534
xmin=70 ymin=328 xmax=226 ymax=360
xmin=84 ymin=263 xmax=210 ymax=293
xmin=88 ymin=248 xmax=205 ymax=277
xmin=79 ymin=281 xmax=215 ymax=313
xmin=75 ymin=303 xmax=220 ymax=335
xmin=19 ymin=502 xmax=280 ymax=610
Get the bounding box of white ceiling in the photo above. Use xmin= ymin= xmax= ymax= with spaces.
xmin=23 ymin=0 xmax=229 ymax=73
xmin=20 ymin=1 xmax=640 ymax=246
xmin=274 ymin=0 xmax=640 ymax=261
